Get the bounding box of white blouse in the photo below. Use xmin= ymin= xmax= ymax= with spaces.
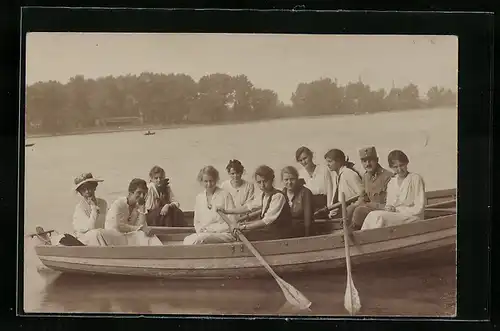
xmin=145 ymin=182 xmax=180 ymax=211
xmin=72 ymin=198 xmax=108 ymax=236
xmin=299 ymin=164 xmax=333 ymax=197
xmin=386 ymin=172 xmax=426 ymax=219
xmin=221 ymin=179 xmax=256 ymax=208
xmin=193 ymin=187 xmax=236 ymax=233
xmin=330 ymin=166 xmax=363 ymax=204
xmin=246 ymin=191 xmax=287 ymax=226
xmin=105 ymin=197 xmax=145 ymax=233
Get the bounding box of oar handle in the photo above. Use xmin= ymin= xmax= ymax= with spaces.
xmin=217 ymin=211 xmax=280 ymax=279
xmin=236 ymin=209 xmax=262 ymax=223
xmin=314 ymin=195 xmax=360 ymax=217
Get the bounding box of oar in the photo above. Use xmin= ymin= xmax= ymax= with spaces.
xmin=314 ymin=195 xmax=360 ymax=217
xmin=340 ymin=192 xmax=361 ymax=315
xmin=25 ymin=227 xmax=55 ymax=239
xmin=217 ymin=211 xmax=312 ymax=311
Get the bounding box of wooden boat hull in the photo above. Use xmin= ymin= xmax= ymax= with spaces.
xmin=34 ymin=189 xmax=456 ymax=279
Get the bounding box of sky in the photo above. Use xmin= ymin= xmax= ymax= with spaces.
xmin=26 ymin=33 xmax=458 ymax=104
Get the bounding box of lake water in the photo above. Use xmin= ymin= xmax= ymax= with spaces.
xmin=23 ymin=107 xmax=457 ymax=316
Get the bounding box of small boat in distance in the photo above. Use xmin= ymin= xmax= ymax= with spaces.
xmin=144 ymin=131 xmax=156 ymax=136
xmin=25 ymin=143 xmax=35 ymax=147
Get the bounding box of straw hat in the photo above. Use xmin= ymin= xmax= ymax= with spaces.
xmin=73 ymin=172 xmax=103 ymax=191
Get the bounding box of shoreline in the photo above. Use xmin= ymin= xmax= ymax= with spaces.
xmin=25 ymin=106 xmax=454 ymax=139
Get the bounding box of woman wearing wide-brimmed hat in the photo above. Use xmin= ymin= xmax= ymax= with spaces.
xmin=72 ymin=173 xmax=125 ymax=246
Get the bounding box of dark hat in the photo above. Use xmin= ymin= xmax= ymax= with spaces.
xmin=359 ymin=147 xmax=378 ymax=159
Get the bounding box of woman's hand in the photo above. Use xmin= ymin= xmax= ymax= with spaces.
xmin=141 ymin=225 xmax=154 ymax=236
xmin=384 ymin=205 xmax=396 ymax=212
xmin=160 ymin=204 xmax=170 ymax=216
xmin=328 ymin=209 xmax=339 ymax=219
xmin=231 ymin=223 xmax=242 ymax=237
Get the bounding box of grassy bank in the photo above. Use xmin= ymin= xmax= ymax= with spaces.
xmin=25 ymin=107 xmax=454 ymax=139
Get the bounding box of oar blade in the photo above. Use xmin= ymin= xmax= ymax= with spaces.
xmin=276 ymin=276 xmax=312 ymax=310
xmin=344 ymin=277 xmax=361 ymax=315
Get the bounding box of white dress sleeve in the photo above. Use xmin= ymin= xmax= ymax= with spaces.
xmin=105 ymin=198 xmax=139 ymax=233
xmin=245 ymin=194 xmax=263 ymax=211
xmin=324 ymin=167 xmax=334 ymax=207
xmin=261 ymin=193 xmax=286 ymax=225
xmin=224 ymin=191 xmax=237 ymax=223
xmin=385 ymin=178 xmax=398 ymax=207
xmin=72 ymin=201 xmax=99 ymax=234
xmin=193 ymin=193 xmax=203 ymax=233
xmin=145 ymin=183 xmax=157 ymax=211
xmin=246 ymin=181 xmax=255 ymax=204
xmin=340 ymin=168 xmax=363 ymax=200
xmin=396 ymin=173 xmax=426 ymax=216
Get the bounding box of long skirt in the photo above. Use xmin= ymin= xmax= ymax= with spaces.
xmin=76 ymin=229 xmax=128 ymax=246
xmin=361 ymin=210 xmax=420 ymax=230
xmin=147 ymin=205 xmax=186 ymax=227
xmin=312 ymin=194 xmax=328 ymax=219
xmin=346 ymin=202 xmax=381 ymax=230
xmin=75 ymin=229 xmax=162 ymax=246
xmin=183 ymin=232 xmax=236 ymax=245
xmin=123 ymin=230 xmax=163 ymax=246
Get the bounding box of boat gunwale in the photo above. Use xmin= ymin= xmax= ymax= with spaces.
xmin=37 ymin=234 xmax=456 ymax=279
xmin=35 ymin=214 xmax=456 ymax=260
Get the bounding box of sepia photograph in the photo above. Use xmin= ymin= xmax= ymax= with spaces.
xmin=23 ymin=32 xmax=458 ymax=317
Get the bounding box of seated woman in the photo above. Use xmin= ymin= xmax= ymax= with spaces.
xmin=71 ymin=172 xmax=126 ymax=246
xmin=361 ymin=150 xmax=425 ymax=230
xmin=295 ymin=146 xmax=333 ymax=218
xmin=183 ymin=166 xmax=238 ymax=245
xmin=219 ymin=165 xmax=292 ymax=241
xmin=324 ymin=149 xmax=363 ymax=218
xmin=281 ymin=166 xmax=314 ymax=237
xmin=145 ymin=166 xmax=185 ymax=227
xmin=105 ymin=178 xmax=163 ymax=246
xmin=221 ymin=159 xmax=256 ymax=208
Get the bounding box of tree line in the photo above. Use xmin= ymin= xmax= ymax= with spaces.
xmin=25 ymin=72 xmax=457 ymax=135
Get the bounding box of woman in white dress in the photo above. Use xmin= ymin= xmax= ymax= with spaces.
xmin=105 ymin=178 xmax=163 ymax=246
xmin=221 ymin=159 xmax=255 ymax=208
xmin=361 ymin=150 xmax=425 ymax=230
xmin=183 ymin=166 xmax=238 ymax=245
xmin=324 ymin=149 xmax=364 ymax=218
xmin=71 ymin=172 xmax=126 ymax=246
xmin=295 ymin=146 xmax=333 ymax=218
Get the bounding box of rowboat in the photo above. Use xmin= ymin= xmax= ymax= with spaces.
xmin=25 ymin=143 xmax=35 ymax=147
xmin=33 ymin=189 xmax=456 ymax=279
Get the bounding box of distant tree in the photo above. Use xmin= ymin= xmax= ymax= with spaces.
xmin=291 ymin=78 xmax=343 ymax=116
xmin=250 ymin=88 xmax=279 ymax=118
xmin=24 ymin=71 xmax=455 ymax=136
xmin=230 ymin=74 xmax=254 ymax=121
xmin=26 ymin=80 xmax=67 ymax=133
xmin=426 ymin=86 xmax=457 ymax=108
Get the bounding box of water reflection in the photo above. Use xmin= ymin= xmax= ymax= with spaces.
xmin=34 ymin=246 xmax=456 ymax=316
xmin=39 ymin=273 xmax=289 ymax=315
